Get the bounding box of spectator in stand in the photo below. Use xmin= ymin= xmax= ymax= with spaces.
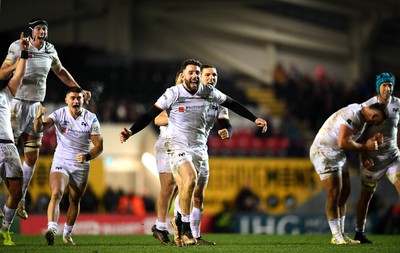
xmin=272 ymin=62 xmax=288 ymax=99
xmin=130 ymin=193 xmax=147 ymax=216
xmin=80 ymin=185 xmax=99 ymax=213
xmin=102 ymin=186 xmax=119 ymax=213
xmin=118 ymin=192 xmax=147 ymax=216
xmin=235 ymin=185 xmax=263 ymax=213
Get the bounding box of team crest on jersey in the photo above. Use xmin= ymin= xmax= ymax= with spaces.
xmin=393 ymin=108 xmax=399 ymax=112
xmin=60 ymin=121 xmax=68 ymax=133
xmin=347 ymin=119 xmax=352 ymax=125
xmin=178 ymin=106 xmax=185 ymax=112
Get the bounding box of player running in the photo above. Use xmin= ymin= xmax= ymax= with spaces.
xmin=34 ymin=87 xmax=103 ymax=246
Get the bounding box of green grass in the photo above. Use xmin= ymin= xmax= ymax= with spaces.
xmin=2 ymin=234 xmax=399 ymax=253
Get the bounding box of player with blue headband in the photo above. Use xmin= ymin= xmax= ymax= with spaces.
xmin=355 ymin=72 xmax=400 ymax=244
xmin=375 ymin=72 xmax=395 ymax=94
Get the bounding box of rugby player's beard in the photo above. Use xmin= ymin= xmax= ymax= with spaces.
xmin=183 ymin=78 xmax=199 ymax=94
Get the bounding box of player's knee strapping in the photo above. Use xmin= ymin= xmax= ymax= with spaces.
xmin=24 ymin=139 xmax=42 ymax=153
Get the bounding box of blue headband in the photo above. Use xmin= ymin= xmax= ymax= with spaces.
xmin=376 ymin=73 xmax=395 ymax=93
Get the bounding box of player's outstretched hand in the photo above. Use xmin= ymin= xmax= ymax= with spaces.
xmin=120 ymin=127 xmax=132 ymax=143
xmin=255 ymin=118 xmax=268 ymax=133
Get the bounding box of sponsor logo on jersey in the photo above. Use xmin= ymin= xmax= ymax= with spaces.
xmin=178 ymin=106 xmax=185 ymax=112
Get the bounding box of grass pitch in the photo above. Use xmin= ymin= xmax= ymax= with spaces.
xmin=2 ymin=234 xmax=399 ymax=253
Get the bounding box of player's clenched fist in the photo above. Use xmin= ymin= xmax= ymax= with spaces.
xmin=373 ymin=133 xmax=383 ymax=145
xmin=366 ymin=133 xmax=383 ymax=151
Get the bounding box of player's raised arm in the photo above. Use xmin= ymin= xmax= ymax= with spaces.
xmin=33 ymin=106 xmax=54 ymax=133
xmin=7 ymin=32 xmax=29 ymax=95
xmin=221 ymin=96 xmax=267 ymax=133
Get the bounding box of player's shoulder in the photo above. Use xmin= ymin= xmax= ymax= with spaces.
xmin=83 ymin=108 xmax=99 ymax=122
xmin=391 ymin=96 xmax=400 ymax=105
xmin=345 ymin=103 xmax=361 ymax=111
xmin=53 ymin=106 xmax=67 ymax=115
xmin=362 ymin=96 xmax=377 ymax=106
xmin=44 ymin=41 xmax=57 ymax=53
xmin=10 ymin=40 xmax=20 ymax=48
xmin=339 ymin=103 xmax=362 ymax=118
xmin=168 ymin=84 xmax=180 ymax=91
xmin=49 ymin=106 xmax=67 ymax=120
xmin=6 ymin=40 xmax=21 ymax=59
xmin=165 ymin=84 xmax=181 ymax=98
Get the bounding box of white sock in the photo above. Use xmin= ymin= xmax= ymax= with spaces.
xmin=1 ymin=206 xmax=16 ymax=231
xmin=155 ymin=219 xmax=168 ymax=231
xmin=181 ymin=214 xmax=190 ymax=223
xmin=47 ymin=221 xmax=58 ymax=233
xmin=328 ymin=218 xmax=341 ymax=237
xmin=63 ymin=223 xmax=74 ymax=236
xmin=190 ymin=207 xmax=202 ymax=238
xmin=22 ymin=162 xmax=35 ymax=199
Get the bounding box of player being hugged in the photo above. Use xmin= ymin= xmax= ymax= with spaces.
xmin=354 ymin=72 xmax=400 ymax=244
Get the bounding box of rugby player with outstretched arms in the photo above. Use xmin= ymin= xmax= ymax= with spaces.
xmin=120 ymin=58 xmax=267 ymax=246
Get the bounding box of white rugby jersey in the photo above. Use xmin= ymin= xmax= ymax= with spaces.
xmin=362 ymin=96 xmax=400 ymax=158
xmin=155 ymin=83 xmax=226 ymax=151
xmin=49 ymin=107 xmax=101 ymax=162
xmin=0 ymin=87 xmax=15 ymax=141
xmin=312 ymin=103 xmax=366 ymax=152
xmin=6 ymin=40 xmax=60 ymax=102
